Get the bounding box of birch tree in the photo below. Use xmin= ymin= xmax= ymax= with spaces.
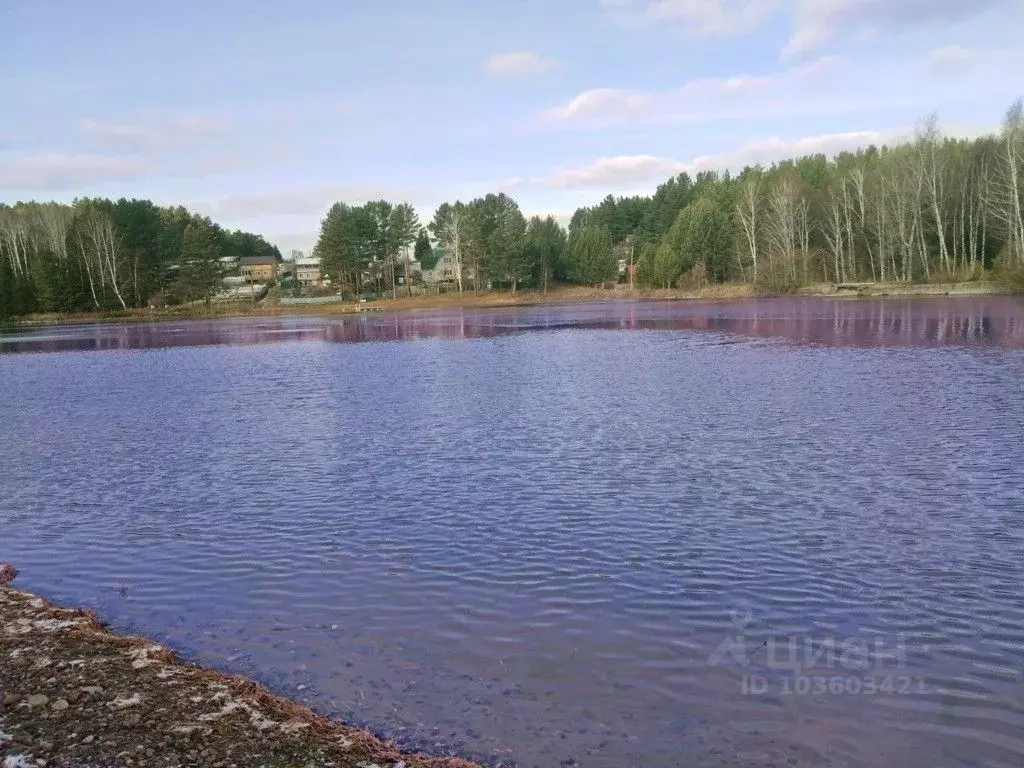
xmin=35 ymin=203 xmax=74 ymax=264
xmin=823 ymin=187 xmax=846 ymax=283
xmin=918 ymin=114 xmax=952 ymax=273
xmin=735 ymin=175 xmax=762 ymax=282
xmin=765 ymin=176 xmax=801 ymax=281
xmin=429 ymin=202 xmax=467 ymax=294
xmin=0 ymin=205 xmax=32 ymax=278
xmin=992 ymin=99 xmax=1024 ymax=264
xmin=81 ymin=206 xmax=128 ymax=308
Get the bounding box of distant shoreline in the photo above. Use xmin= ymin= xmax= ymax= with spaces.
xmin=6 ymin=281 xmax=1017 ymax=328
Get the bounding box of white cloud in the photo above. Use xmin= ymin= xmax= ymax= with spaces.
xmin=783 ymin=0 xmax=1018 ymax=59
xmin=924 ymin=44 xmax=975 ymax=75
xmin=0 ymin=153 xmax=148 ymax=190
xmin=780 ymin=23 xmax=830 ymax=59
xmin=688 ymin=129 xmax=889 ymax=171
xmin=78 ymin=112 xmax=229 ymax=151
xmin=544 ymin=88 xmax=652 ymax=121
xmin=678 ymin=72 xmax=780 ymax=96
xmin=492 ymin=177 xmax=524 ymax=190
xmin=202 ymin=185 xmax=434 ymax=220
xmin=542 ymin=155 xmax=687 ymax=189
xmin=540 ymin=46 xmax=1017 ymax=130
xmin=790 ymin=54 xmax=844 ymax=78
xmin=602 ymin=0 xmax=775 ymax=34
xmin=544 ymin=61 xmax=833 ymax=125
xmin=259 ymin=229 xmax=320 ymax=255
xmin=642 ymin=0 xmax=775 ymax=35
xmin=604 ymin=0 xmax=1021 ymax=58
xmin=539 ymin=129 xmax=893 ymax=190
xmin=524 ymin=209 xmax=576 ymax=228
xmin=484 ymin=52 xmax=559 ymax=78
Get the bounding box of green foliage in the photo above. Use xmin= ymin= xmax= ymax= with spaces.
xmin=649 ymin=244 xmax=682 ymax=288
xmin=994 ymin=253 xmax=1024 ymax=293
xmin=526 ymin=215 xmax=568 ymax=290
xmin=428 ymin=198 xmax=567 ymax=293
xmin=414 ymin=229 xmax=436 ymax=269
xmin=643 ymin=173 xmax=696 ymax=242
xmin=644 ymin=198 xmax=733 ymax=287
xmin=30 ymin=251 xmax=89 ymax=312
xmin=316 ymin=202 xmax=372 ymax=295
xmin=567 ymin=225 xmax=616 ymax=285
xmin=314 ymin=199 xmax=419 ymax=297
xmin=0 ymin=255 xmax=14 ymax=319
xmin=659 ymin=208 xmax=696 ymax=281
xmin=174 ymin=220 xmax=224 ymax=303
xmin=488 ymin=195 xmax=530 ymax=287
xmin=460 ymin=193 xmax=529 ymax=288
xmin=634 ymin=242 xmax=660 ymax=288
xmin=222 ymin=230 xmax=281 ymax=261
xmin=110 ymin=199 xmax=171 ymax=306
xmin=681 ymin=197 xmax=734 ymax=282
xmin=571 ymin=194 xmax=650 ymax=244
xmin=428 ymin=202 xmax=462 ymax=246
xmin=0 ymin=199 xmax=270 ymax=316
xmin=7 ymin=100 xmax=1024 ymax=314
xmin=568 ymin=99 xmax=1024 ymax=288
xmin=754 ymin=258 xmax=803 ymax=294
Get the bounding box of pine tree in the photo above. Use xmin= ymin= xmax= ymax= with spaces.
xmin=567 ymin=225 xmax=616 ymax=286
xmin=174 ymin=220 xmax=223 ymax=305
xmin=414 ymin=229 xmax=436 ymax=269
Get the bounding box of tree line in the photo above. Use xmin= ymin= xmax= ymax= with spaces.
xmin=5 ymin=98 xmax=1023 ymax=317
xmin=314 ymin=194 xmax=572 ymax=297
xmin=0 ymin=199 xmax=280 ymax=318
xmin=575 ymin=100 xmax=1024 ymax=290
xmin=313 ymin=99 xmax=1024 ymax=296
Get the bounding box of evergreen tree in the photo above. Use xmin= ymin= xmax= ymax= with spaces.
xmin=0 ymin=255 xmax=13 ymax=319
xmin=566 ymin=225 xmax=616 ymax=286
xmin=174 ymin=220 xmax=223 ymax=305
xmin=526 ymin=216 xmax=568 ymax=291
xmin=464 ymin=193 xmax=528 ymax=290
xmin=414 ymin=229 xmax=437 ymax=269
xmin=316 ymin=203 xmax=374 ymax=296
xmin=651 ymin=198 xmax=734 ymax=286
xmin=684 ymin=197 xmax=734 ymax=282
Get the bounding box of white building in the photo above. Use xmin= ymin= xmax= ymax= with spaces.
xmin=295 ymin=255 xmax=322 ymax=286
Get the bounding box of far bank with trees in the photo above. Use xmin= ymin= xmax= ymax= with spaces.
xmin=4 ymin=99 xmax=1024 ymax=319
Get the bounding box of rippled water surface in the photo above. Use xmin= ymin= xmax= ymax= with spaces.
xmin=2 ymin=297 xmax=1024 ymax=768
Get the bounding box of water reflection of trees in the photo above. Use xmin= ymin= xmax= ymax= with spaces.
xmin=657 ymin=299 xmax=1024 ymax=348
xmin=3 ymin=299 xmax=1023 ymax=354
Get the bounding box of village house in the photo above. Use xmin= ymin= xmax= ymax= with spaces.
xmin=239 ymin=256 xmax=278 ymax=282
xmin=219 ymin=255 xmax=240 ymax=274
xmin=422 ymin=248 xmax=468 ymax=285
xmin=295 ymin=255 xmax=322 ymax=286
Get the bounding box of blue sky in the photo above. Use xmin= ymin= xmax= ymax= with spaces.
xmin=2 ymin=0 xmax=1022 ymax=252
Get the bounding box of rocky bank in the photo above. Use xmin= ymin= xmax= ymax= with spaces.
xmin=0 ymin=575 xmax=480 ymax=768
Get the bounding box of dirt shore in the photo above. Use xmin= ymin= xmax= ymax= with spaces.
xmin=0 ymin=578 xmax=480 ymax=768
xmin=9 ymin=281 xmax=1014 ymax=328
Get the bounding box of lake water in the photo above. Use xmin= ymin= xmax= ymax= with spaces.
xmin=2 ymin=297 xmax=1023 ymax=768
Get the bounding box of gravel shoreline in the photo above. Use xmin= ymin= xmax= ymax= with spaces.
xmin=0 ymin=574 xmax=480 ymax=768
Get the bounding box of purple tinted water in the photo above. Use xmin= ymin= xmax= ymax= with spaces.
xmin=3 ymin=297 xmax=1024 ymax=354
xmin=2 ymin=297 xmax=1024 ymax=767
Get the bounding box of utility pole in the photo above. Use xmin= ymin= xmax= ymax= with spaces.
xmin=405 ymin=245 xmax=413 ymax=298
xmin=628 ymin=234 xmax=635 ymax=290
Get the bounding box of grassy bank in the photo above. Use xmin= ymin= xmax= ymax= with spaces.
xmin=6 ymin=280 xmax=1016 ymax=329
xmin=0 ymin=574 xmax=479 ymax=768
